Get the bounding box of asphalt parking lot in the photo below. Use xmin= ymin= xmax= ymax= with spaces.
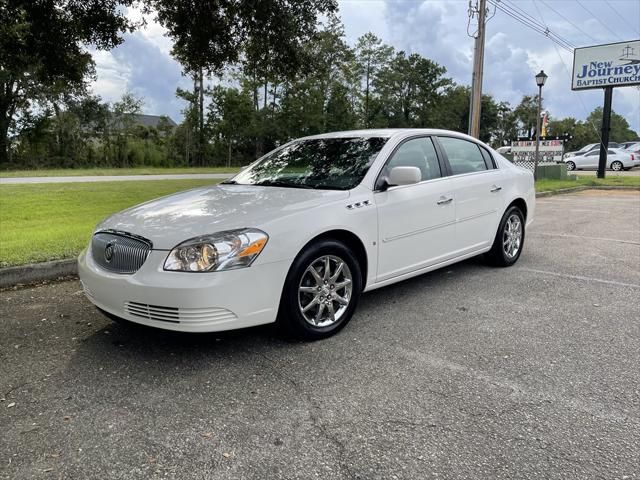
xmin=1 ymin=189 xmax=639 ymax=480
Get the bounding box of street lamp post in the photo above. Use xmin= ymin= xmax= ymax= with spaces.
xmin=533 ymin=70 xmax=548 ymax=181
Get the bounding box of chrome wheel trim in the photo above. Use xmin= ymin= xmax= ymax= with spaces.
xmin=298 ymin=255 xmax=353 ymax=328
xmin=503 ymin=214 xmax=523 ymax=259
xmin=566 ymin=161 xmax=575 ymax=171
xmin=611 ymin=161 xmax=622 ymax=171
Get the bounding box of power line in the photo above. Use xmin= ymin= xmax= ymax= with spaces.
xmin=537 ymin=0 xmax=599 ymax=44
xmin=575 ymin=0 xmax=622 ymax=41
xmin=487 ymin=0 xmax=574 ymax=53
xmin=501 ymin=0 xmax=577 ymax=49
xmin=531 ymin=0 xmax=604 ymax=142
xmin=602 ymin=0 xmax=640 ymax=37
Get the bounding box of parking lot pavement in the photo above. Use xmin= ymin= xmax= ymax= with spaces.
xmin=1 ymin=190 xmax=639 ymax=480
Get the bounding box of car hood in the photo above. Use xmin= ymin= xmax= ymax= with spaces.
xmin=97 ymin=184 xmax=350 ymax=249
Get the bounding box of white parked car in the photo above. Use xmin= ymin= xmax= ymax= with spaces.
xmin=563 ymin=142 xmax=621 ymax=159
xmin=562 ymin=148 xmax=638 ymax=171
xmin=78 ymin=129 xmax=535 ymax=339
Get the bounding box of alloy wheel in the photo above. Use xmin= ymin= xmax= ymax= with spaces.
xmin=503 ymin=214 xmax=523 ymax=259
xmin=611 ymin=161 xmax=622 ymax=171
xmin=298 ymin=255 xmax=353 ymax=328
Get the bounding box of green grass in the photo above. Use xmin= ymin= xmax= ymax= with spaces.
xmin=1 ymin=175 xmax=638 ymax=268
xmin=0 ymin=167 xmax=239 ymax=178
xmin=535 ymin=176 xmax=640 ymax=192
xmin=0 ymin=180 xmax=219 ymax=267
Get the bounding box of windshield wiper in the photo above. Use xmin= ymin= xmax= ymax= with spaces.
xmin=255 ymin=180 xmax=315 ymax=189
xmin=221 ymin=180 xmax=238 ymax=185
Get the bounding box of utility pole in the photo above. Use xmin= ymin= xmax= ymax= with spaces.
xmin=468 ymin=0 xmax=487 ymax=139
xmin=199 ymin=67 xmax=204 ymax=167
xmin=597 ymin=87 xmax=613 ymax=179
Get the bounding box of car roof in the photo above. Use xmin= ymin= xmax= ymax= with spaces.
xmin=298 ymin=128 xmax=482 ymax=142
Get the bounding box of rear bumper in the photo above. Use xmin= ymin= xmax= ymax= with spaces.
xmin=78 ymin=248 xmax=291 ymax=332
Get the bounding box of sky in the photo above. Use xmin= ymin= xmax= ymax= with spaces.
xmin=90 ymin=0 xmax=640 ymax=133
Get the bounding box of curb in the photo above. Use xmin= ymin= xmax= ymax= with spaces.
xmin=0 ymin=259 xmax=77 ymax=289
xmin=1 ymin=186 xmax=638 ymax=289
xmin=536 ymin=186 xmax=587 ymax=197
xmin=536 ymin=185 xmax=640 ymax=197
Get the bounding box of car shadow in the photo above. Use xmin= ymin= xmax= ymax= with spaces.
xmin=69 ymin=255 xmax=491 ymax=369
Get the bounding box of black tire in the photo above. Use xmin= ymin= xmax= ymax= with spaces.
xmin=486 ymin=206 xmax=525 ymax=267
xmin=277 ymin=239 xmax=362 ymax=340
xmin=610 ymin=160 xmax=623 ymax=171
xmin=566 ymin=161 xmax=576 ymax=171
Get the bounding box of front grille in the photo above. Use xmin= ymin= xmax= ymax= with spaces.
xmin=124 ymin=302 xmax=237 ymax=325
xmin=91 ymin=231 xmax=152 ymax=274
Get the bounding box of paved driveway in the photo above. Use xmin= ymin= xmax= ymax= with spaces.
xmin=1 ymin=190 xmax=639 ymax=479
xmin=0 ymin=174 xmax=233 ymax=184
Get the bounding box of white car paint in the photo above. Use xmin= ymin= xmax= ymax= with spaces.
xmin=78 ymin=129 xmax=535 ymax=333
xmin=562 ymin=148 xmax=637 ymax=170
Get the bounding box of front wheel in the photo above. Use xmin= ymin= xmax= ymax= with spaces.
xmin=566 ymin=161 xmax=576 ymax=171
xmin=486 ymin=206 xmax=525 ymax=267
xmin=610 ymin=161 xmax=623 ymax=171
xmin=278 ymin=240 xmax=362 ymax=340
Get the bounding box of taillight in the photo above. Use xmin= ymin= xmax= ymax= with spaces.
xmin=631 ymin=154 xmax=635 ymax=161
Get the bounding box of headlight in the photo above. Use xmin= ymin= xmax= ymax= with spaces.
xmin=163 ymin=228 xmax=268 ymax=272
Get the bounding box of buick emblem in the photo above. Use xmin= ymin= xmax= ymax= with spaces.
xmin=104 ymin=242 xmax=115 ymax=263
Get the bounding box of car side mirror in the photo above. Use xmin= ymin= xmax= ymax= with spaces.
xmin=388 ymin=166 xmax=421 ymax=187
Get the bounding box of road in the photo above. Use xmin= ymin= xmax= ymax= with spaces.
xmin=0 ymin=173 xmax=233 ymax=185
xmin=1 ymin=190 xmax=639 ymax=479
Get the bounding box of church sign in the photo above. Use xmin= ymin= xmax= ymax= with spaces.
xmin=572 ymin=40 xmax=640 ymax=90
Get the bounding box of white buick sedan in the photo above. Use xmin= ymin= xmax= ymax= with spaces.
xmin=79 ymin=129 xmax=535 ymax=339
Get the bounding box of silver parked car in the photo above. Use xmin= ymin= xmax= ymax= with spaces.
xmin=563 ymin=142 xmax=621 ymax=159
xmin=562 ymin=148 xmax=638 ymax=171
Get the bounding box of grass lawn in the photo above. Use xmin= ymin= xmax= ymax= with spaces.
xmin=0 ymin=166 xmax=239 ymax=178
xmin=0 ymin=179 xmax=218 ymax=267
xmin=535 ymin=175 xmax=640 ymax=192
xmin=1 ymin=175 xmax=638 ymax=268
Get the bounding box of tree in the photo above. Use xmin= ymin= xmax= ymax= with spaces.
xmin=433 ymin=85 xmax=503 ymax=143
xmin=0 ymin=0 xmax=135 ymax=165
xmin=354 ymin=33 xmax=393 ymax=127
xmin=374 ymin=52 xmax=450 ymax=128
xmin=207 ymin=86 xmax=255 ymax=166
xmin=111 ymin=92 xmax=143 ymax=167
xmin=585 ymin=107 xmax=639 ymax=143
xmin=150 ymin=0 xmax=336 ymax=163
xmin=513 ymin=95 xmax=539 ymax=138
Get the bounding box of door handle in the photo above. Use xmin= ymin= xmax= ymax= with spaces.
xmin=437 ymin=196 xmax=453 ymax=205
xmin=490 ymin=185 xmax=502 ymax=192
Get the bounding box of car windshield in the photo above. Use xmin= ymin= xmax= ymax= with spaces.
xmin=226 ymin=136 xmax=389 ymax=190
xmin=577 ymin=144 xmax=597 ymax=152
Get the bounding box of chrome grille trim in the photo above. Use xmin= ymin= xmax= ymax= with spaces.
xmin=124 ymin=302 xmax=237 ymax=324
xmin=91 ymin=231 xmax=152 ymax=274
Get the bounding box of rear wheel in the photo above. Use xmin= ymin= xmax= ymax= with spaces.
xmin=610 ymin=160 xmax=623 ymax=171
xmin=278 ymin=240 xmax=362 ymax=340
xmin=566 ymin=161 xmax=576 ymax=171
xmin=486 ymin=206 xmax=525 ymax=267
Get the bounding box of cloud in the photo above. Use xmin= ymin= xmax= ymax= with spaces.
xmin=90 ymin=11 xmax=188 ymax=122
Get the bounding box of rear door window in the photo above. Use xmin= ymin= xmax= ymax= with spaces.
xmin=438 ymin=137 xmax=488 ymax=175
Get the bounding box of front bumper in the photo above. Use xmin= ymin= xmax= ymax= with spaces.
xmin=78 ymin=248 xmax=291 ymax=332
